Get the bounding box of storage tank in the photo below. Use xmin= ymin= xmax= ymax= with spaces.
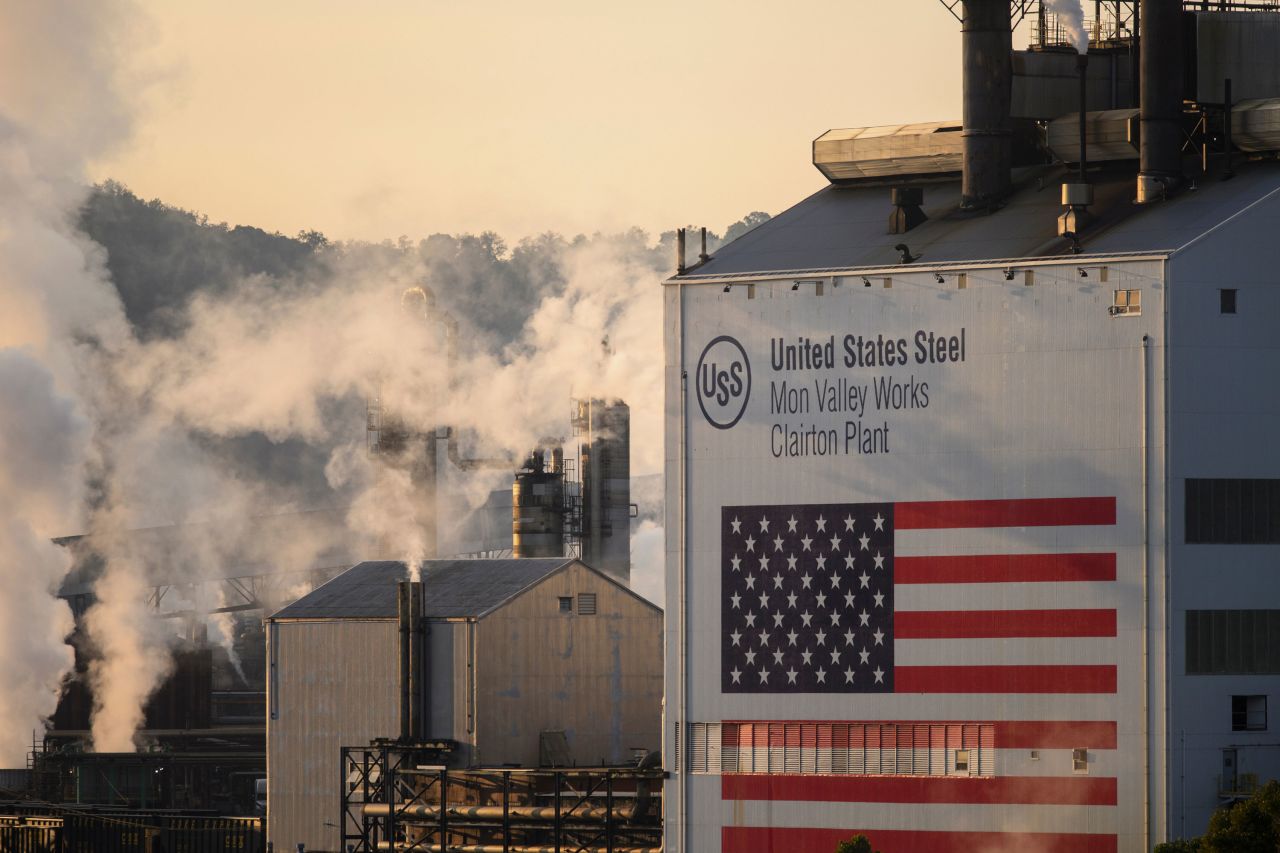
xmin=511 ymin=448 xmax=565 ymax=558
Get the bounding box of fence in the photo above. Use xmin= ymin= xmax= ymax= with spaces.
xmin=0 ymin=810 xmax=265 ymax=853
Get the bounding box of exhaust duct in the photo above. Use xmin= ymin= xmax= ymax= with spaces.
xmin=1137 ymin=0 xmax=1184 ymax=202
xmin=398 ymin=580 xmax=428 ymax=741
xmin=961 ymin=0 xmax=1014 ymax=209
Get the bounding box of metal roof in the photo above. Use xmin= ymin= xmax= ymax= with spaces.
xmin=268 ymin=558 xmax=578 ymax=620
xmin=677 ymin=161 xmax=1280 ymax=279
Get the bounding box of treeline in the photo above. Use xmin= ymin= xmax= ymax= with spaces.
xmin=82 ymin=180 xmax=768 ymax=349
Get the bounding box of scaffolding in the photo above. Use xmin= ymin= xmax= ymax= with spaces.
xmin=341 ymin=742 xmax=664 ymax=853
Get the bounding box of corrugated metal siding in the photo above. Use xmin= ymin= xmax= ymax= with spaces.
xmin=476 ymin=562 xmax=662 ymax=767
xmin=665 ymin=259 xmax=1169 ymax=852
xmin=266 ymin=619 xmax=398 ymax=853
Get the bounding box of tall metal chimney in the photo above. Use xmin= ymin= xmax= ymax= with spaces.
xmin=397 ymin=580 xmax=428 ymax=741
xmin=961 ymin=0 xmax=1014 ymax=210
xmin=1137 ymin=0 xmax=1184 ymax=202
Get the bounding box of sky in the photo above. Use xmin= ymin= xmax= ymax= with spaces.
xmin=90 ymin=0 xmax=981 ymax=242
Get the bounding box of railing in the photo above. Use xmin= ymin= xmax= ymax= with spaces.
xmin=1218 ymin=772 xmax=1260 ymax=798
xmin=342 ymin=743 xmax=664 ymax=853
xmin=0 ymin=810 xmax=265 ymax=853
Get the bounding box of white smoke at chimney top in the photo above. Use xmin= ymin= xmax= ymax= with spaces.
xmin=1044 ymin=0 xmax=1090 ymax=54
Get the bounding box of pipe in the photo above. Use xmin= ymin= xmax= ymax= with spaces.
xmin=1079 ymin=53 xmax=1091 ymax=182
xmin=398 ymin=582 xmax=411 ymax=741
xmin=1224 ymin=77 xmax=1235 ymax=179
xmin=1137 ymin=0 xmax=1184 ymax=201
xmin=373 ymin=840 xmax=660 ymax=845
xmin=961 ymin=0 xmax=1013 ymax=209
xmin=410 ymin=582 xmax=427 ymax=741
xmin=362 ymin=804 xmax=627 ymax=820
xmin=675 ymin=228 xmax=686 ymax=275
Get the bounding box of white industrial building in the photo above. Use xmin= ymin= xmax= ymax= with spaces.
xmin=266 ymin=557 xmax=662 ymax=852
xmin=664 ymin=2 xmax=1280 ymax=851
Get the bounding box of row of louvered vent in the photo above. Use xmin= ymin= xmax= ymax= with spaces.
xmin=677 ymin=722 xmax=995 ymax=777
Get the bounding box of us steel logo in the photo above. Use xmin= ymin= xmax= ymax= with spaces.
xmin=696 ymin=335 xmax=751 ymax=429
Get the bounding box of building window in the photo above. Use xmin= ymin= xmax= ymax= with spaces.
xmin=558 ymin=596 xmax=572 ymax=613
xmin=1233 ymin=695 xmax=1267 ymax=731
xmin=690 ymin=721 xmax=996 ymax=777
xmin=1185 ymin=478 xmax=1280 ymax=543
xmin=1221 ymin=288 xmax=1238 ymax=314
xmin=1073 ymin=749 xmax=1089 ymax=773
xmin=577 ymin=593 xmax=597 ymax=615
xmin=1187 ymin=610 xmax=1280 ymax=674
xmin=1111 ymin=289 xmax=1141 ymax=316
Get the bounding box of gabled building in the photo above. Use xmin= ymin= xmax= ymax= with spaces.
xmin=266 ymin=557 xmax=661 ymax=852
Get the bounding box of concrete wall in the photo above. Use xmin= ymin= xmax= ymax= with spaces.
xmin=475 ymin=562 xmax=663 ymax=767
xmin=267 ymin=618 xmax=398 ymax=853
xmin=1167 ymin=191 xmax=1280 ymax=839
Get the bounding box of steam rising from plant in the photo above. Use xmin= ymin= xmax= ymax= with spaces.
xmin=0 ymin=0 xmax=750 ymax=759
xmin=1044 ymin=0 xmax=1090 ymax=54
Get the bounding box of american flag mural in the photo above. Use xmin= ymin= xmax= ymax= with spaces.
xmin=710 ymin=496 xmax=1123 ymax=853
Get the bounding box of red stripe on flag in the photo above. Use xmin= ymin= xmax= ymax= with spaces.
xmin=895 ymin=497 xmax=1116 ymax=529
xmin=895 ymin=552 xmax=1116 ymax=584
xmin=895 ymin=665 xmax=1117 ymax=694
xmin=895 ymin=609 xmax=1117 ymax=638
xmin=722 ymin=827 xmax=1118 ymax=853
xmin=721 ymin=773 xmax=1117 ymax=806
xmin=994 ymin=720 xmax=1119 ymax=750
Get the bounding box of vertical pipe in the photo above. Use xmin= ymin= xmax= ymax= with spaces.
xmin=1079 ymin=53 xmax=1091 ymax=182
xmin=698 ymin=227 xmax=709 ymax=264
xmin=1138 ymin=0 xmax=1184 ymax=201
xmin=961 ymin=0 xmax=1014 ymax=209
xmin=675 ymin=229 xmax=686 ymax=275
xmin=398 ymin=583 xmax=411 ymax=741
xmin=409 ymin=582 xmax=426 ymax=741
xmin=1131 ymin=0 xmax=1141 ymax=109
xmin=1224 ymin=77 xmax=1235 ymax=179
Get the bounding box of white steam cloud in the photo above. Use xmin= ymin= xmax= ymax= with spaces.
xmin=1044 ymin=0 xmax=1090 ymax=54
xmin=0 ymin=0 xmax=672 ymax=760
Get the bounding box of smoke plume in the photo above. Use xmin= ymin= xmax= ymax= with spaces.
xmin=1044 ymin=0 xmax=1090 ymax=54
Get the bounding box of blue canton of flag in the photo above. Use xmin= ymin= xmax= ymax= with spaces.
xmin=722 ymin=503 xmax=894 ymax=693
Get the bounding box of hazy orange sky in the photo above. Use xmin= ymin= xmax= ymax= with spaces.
xmin=88 ymin=1 xmax=1026 ymax=242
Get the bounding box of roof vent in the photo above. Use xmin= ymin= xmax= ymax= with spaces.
xmin=888 ymin=187 xmax=927 ymax=234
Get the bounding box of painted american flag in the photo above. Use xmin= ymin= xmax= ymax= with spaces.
xmin=715 ymin=496 xmax=1123 ymax=853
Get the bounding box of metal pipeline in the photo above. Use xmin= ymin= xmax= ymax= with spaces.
xmin=362 ymin=804 xmax=623 ymax=820
xmin=368 ymin=840 xmax=650 ymax=845
xmin=961 ymin=0 xmax=1014 ymax=209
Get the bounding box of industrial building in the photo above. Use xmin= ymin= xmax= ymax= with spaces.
xmin=664 ymin=2 xmax=1280 ymax=851
xmin=266 ymin=557 xmax=662 ymax=852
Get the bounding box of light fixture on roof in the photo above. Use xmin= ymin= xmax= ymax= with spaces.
xmin=934 ymin=273 xmax=945 ymax=284
xmin=1003 ymin=268 xmax=1016 ymax=281
xmin=723 ymin=284 xmax=732 ymax=293
xmin=791 ymin=281 xmax=800 ymax=291
xmin=1078 ymin=267 xmax=1089 ymax=278
xmin=861 ymin=277 xmax=872 ymax=287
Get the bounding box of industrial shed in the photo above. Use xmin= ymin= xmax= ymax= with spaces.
xmin=265 ymin=557 xmax=662 ymax=852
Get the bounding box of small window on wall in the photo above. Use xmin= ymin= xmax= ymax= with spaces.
xmin=577 ymin=593 xmax=597 ymax=615
xmin=1073 ymin=749 xmax=1089 ymax=773
xmin=953 ymin=749 xmax=970 ymax=775
xmin=558 ymin=596 xmax=572 ymax=613
xmin=1221 ymin=289 xmax=1238 ymax=315
xmin=1233 ymin=695 xmax=1267 ymax=731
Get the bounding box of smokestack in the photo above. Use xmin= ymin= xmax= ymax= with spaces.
xmin=398 ymin=580 xmax=427 ymax=741
xmin=1137 ymin=0 xmax=1184 ymax=202
xmin=961 ymin=0 xmax=1014 ymax=210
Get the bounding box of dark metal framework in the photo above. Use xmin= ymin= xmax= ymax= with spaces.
xmin=0 ymin=809 xmax=265 ymax=853
xmin=342 ymin=743 xmax=664 ymax=853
